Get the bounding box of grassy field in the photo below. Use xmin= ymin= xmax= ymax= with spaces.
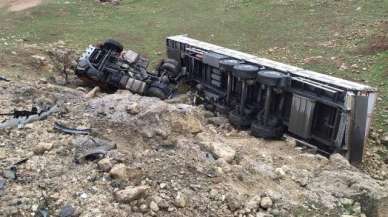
xmin=0 ymin=0 xmax=387 ymax=130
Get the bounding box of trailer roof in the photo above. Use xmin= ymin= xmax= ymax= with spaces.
xmin=167 ymin=35 xmax=376 ymax=92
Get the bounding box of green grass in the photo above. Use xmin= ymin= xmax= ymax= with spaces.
xmin=0 ymin=0 xmax=387 ymax=130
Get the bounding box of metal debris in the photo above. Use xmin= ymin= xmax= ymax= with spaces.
xmin=3 ymin=166 xmax=17 ymax=180
xmin=0 ymin=107 xmax=38 ymax=118
xmin=72 ymin=136 xmax=116 ymax=163
xmin=0 ymin=105 xmax=59 ymax=129
xmin=54 ymin=122 xmax=91 ymax=135
xmin=0 ymin=76 xmax=10 ymax=82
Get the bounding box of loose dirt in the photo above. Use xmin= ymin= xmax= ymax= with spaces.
xmin=0 ymin=0 xmax=42 ymax=12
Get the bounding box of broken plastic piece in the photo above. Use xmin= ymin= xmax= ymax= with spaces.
xmin=54 ymin=122 xmax=91 ymax=135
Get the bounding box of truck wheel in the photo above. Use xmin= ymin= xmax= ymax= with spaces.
xmin=160 ymin=62 xmax=179 ymax=78
xmin=257 ymin=70 xmax=288 ymax=87
xmin=228 ymin=110 xmax=252 ymax=129
xmin=220 ymin=59 xmax=240 ymax=72
xmin=103 ymin=39 xmax=124 ymax=53
xmin=164 ymin=58 xmax=180 ymax=67
xmin=250 ymin=121 xmax=285 ymax=139
xmin=146 ymin=86 xmax=168 ymax=100
xmin=232 ymin=64 xmax=259 ymax=80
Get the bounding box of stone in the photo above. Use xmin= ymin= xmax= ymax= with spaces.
xmin=174 ymin=192 xmax=187 ymax=208
xmin=381 ymin=133 xmax=388 ymax=147
xmin=33 ymin=142 xmax=53 ymax=155
xmin=3 ymin=166 xmax=16 ymax=180
xmin=109 ymin=163 xmax=128 ymax=180
xmin=260 ymin=196 xmax=273 ymax=209
xmin=160 ymin=183 xmax=167 ymax=189
xmin=158 ymin=199 xmax=169 ymax=210
xmin=114 ymin=185 xmax=149 ymax=203
xmin=226 ymin=193 xmax=243 ymax=211
xmin=330 ymin=153 xmax=351 ymax=169
xmin=72 ymin=136 xmax=115 ymax=163
xmin=353 ymin=202 xmax=361 ymax=215
xmin=245 ymin=195 xmax=261 ymax=211
xmin=274 ymin=167 xmax=286 ymax=179
xmin=98 ymin=158 xmax=113 ymax=172
xmin=340 ymin=198 xmax=354 ymax=207
xmin=201 ymin=141 xmax=236 ymax=163
xmin=126 ymin=102 xmax=140 ymax=115
xmin=150 ymin=201 xmax=159 ymax=212
xmin=207 ymin=116 xmax=229 ymax=126
xmin=139 ymin=204 xmax=148 ymax=213
xmin=59 ymin=204 xmax=75 ymax=217
xmin=0 ymin=178 xmax=6 ymax=190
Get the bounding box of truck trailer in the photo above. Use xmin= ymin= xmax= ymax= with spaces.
xmin=165 ymin=35 xmax=377 ymax=165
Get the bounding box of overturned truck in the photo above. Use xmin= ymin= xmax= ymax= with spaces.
xmin=76 ymin=36 xmax=377 ymax=165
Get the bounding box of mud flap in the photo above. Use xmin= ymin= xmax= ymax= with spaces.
xmin=348 ymin=95 xmax=368 ymax=165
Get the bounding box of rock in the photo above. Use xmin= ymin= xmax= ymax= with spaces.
xmin=214 ymin=166 xmax=224 ymax=176
xmin=109 ymin=163 xmax=128 ymax=180
xmin=139 ymin=204 xmax=148 ymax=213
xmin=256 ymin=213 xmax=268 ymax=217
xmin=98 ymin=158 xmax=113 ymax=172
xmin=174 ymin=192 xmax=187 ymax=208
xmin=340 ymin=198 xmax=354 ymax=207
xmin=126 ymin=102 xmax=140 ymax=115
xmin=72 ymin=136 xmax=116 ymax=163
xmin=226 ymin=193 xmax=243 ymax=211
xmin=59 ymin=204 xmax=75 ymax=217
xmin=381 ymin=133 xmax=388 ymax=147
xmin=114 ymin=185 xmax=149 ymax=203
xmin=149 ymin=201 xmax=159 ymax=212
xmin=3 ymin=166 xmax=17 ymax=180
xmin=31 ymin=55 xmax=47 ymax=62
xmin=0 ymin=178 xmax=6 ymax=189
xmin=245 ymin=195 xmax=261 ymax=211
xmin=353 ymin=202 xmax=361 ymax=215
xmin=330 ymin=153 xmax=351 ymax=169
xmin=33 ymin=142 xmax=53 ymax=155
xmin=215 ymin=158 xmax=232 ymax=173
xmin=260 ymin=196 xmax=273 ymax=209
xmin=200 ymin=141 xmax=236 ymax=163
xmin=274 ymin=167 xmax=286 ymax=179
xmin=207 ymin=116 xmax=229 ymax=126
xmin=158 ymin=199 xmax=169 ymax=210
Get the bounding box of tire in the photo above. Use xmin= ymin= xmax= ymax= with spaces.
xmin=103 ymin=39 xmax=124 ymax=53
xmin=250 ymin=121 xmax=285 ymax=139
xmin=146 ymin=86 xmax=168 ymax=100
xmin=232 ymin=64 xmax=259 ymax=80
xmin=157 ymin=58 xmax=181 ymax=79
xmin=228 ymin=110 xmax=252 ymax=129
xmin=161 ymin=62 xmax=179 ymax=78
xmin=164 ymin=58 xmax=179 ymax=67
xmin=257 ymin=70 xmax=289 ymax=87
xmin=219 ymin=59 xmax=240 ymax=72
